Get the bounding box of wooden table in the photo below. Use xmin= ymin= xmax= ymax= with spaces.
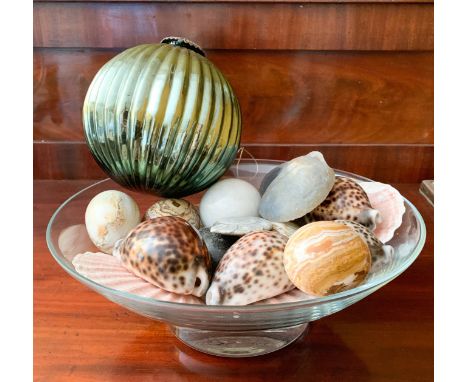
xmin=34 ymin=180 xmax=433 ymax=381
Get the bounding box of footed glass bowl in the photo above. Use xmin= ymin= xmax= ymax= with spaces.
xmin=47 ymin=159 xmax=426 ymax=357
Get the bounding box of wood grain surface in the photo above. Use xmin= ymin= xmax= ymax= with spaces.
xmin=33 ymin=141 xmax=434 ymax=183
xmin=35 ymin=0 xmax=434 ymax=3
xmin=33 ymin=2 xmax=434 ymax=50
xmin=34 ymin=180 xmax=434 ymax=382
xmin=33 ymin=49 xmax=434 ymax=144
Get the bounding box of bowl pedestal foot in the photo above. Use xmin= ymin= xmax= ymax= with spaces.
xmin=171 ymin=323 xmax=308 ymax=357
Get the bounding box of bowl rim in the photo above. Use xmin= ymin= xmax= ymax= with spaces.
xmin=46 ymin=159 xmax=426 ymax=313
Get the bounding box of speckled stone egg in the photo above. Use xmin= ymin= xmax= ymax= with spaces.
xmin=85 ymin=190 xmax=140 ymax=254
xmin=199 ymin=178 xmax=261 ymax=227
xmin=303 ymin=177 xmax=381 ymax=230
xmin=205 ymin=231 xmax=294 ymax=305
xmin=283 ymin=221 xmax=371 ymax=296
xmin=113 ymin=216 xmax=211 ymax=297
xmin=144 ymin=198 xmax=201 ymax=229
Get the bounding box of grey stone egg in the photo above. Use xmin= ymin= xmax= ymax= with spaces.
xmin=198 ymin=227 xmax=238 ymax=270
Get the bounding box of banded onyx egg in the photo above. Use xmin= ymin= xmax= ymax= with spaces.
xmin=283 ymin=221 xmax=371 ymax=296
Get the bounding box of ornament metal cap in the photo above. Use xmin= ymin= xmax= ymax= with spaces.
xmin=160 ymin=37 xmax=206 ymax=57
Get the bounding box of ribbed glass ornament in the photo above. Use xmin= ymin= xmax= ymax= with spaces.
xmin=83 ymin=41 xmax=241 ymax=197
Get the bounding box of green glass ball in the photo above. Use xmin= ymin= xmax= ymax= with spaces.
xmin=83 ymin=40 xmax=241 ymax=197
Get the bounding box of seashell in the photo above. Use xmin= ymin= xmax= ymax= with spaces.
xmin=198 ymin=227 xmax=238 ymax=270
xmin=270 ymin=221 xmax=300 ymax=238
xmin=144 ymin=198 xmax=201 ymax=229
xmin=304 ymin=177 xmax=381 ymax=231
xmin=206 ymin=231 xmax=294 ymax=305
xmin=113 ymin=217 xmax=211 ymax=297
xmin=259 ymin=151 xmax=335 ymax=222
xmin=259 ymin=165 xmax=284 ymax=195
xmin=255 ymin=289 xmax=314 ymax=305
xmin=334 ymin=220 xmax=394 ymax=265
xmin=199 ymin=178 xmax=261 ymax=227
xmin=58 ymin=224 xmax=96 ymax=262
xmin=72 ymin=252 xmax=202 ymax=304
xmin=85 ymin=190 xmax=140 ymax=254
xmin=359 ymin=182 xmax=406 ymax=243
xmin=210 ymin=216 xmax=272 ymax=236
xmin=283 ymin=221 xmax=371 ymax=296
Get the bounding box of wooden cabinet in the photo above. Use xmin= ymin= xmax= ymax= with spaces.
xmin=33 ymin=0 xmax=434 ymax=182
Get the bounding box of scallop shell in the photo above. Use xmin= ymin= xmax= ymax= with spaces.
xmin=255 ymin=289 xmax=314 ymax=305
xmin=72 ymin=252 xmax=203 ymax=304
xmin=359 ymin=182 xmax=406 ymax=243
xmin=58 ymin=224 xmax=96 ymax=262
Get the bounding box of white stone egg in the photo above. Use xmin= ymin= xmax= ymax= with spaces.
xmin=199 ymin=178 xmax=261 ymax=227
xmin=85 ymin=190 xmax=141 ymax=254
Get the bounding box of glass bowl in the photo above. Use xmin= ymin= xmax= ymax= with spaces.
xmin=46 ymin=159 xmax=426 ymax=357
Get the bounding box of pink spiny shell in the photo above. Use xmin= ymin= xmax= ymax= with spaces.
xmin=72 ymin=252 xmax=203 ymax=304
xmin=255 ymin=289 xmax=314 ymax=305
xmin=359 ymin=182 xmax=406 ymax=243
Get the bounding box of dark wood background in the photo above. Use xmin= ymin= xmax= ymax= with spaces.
xmin=33 ymin=0 xmax=434 ymax=183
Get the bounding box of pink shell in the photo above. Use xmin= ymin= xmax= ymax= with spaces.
xmin=359 ymin=182 xmax=406 ymax=243
xmin=72 ymin=252 xmax=203 ymax=305
xmin=255 ymin=289 xmax=315 ymax=305
xmin=58 ymin=224 xmax=96 ymax=262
